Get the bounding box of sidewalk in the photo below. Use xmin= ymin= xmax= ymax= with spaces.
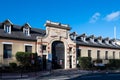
xmin=0 ymin=71 xmax=51 ymax=80
xmin=0 ymin=69 xmax=90 ymax=80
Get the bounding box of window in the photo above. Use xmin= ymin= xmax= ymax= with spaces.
xmin=88 ymin=50 xmax=91 ymax=57
xmin=97 ymin=50 xmax=100 ymax=59
xmin=25 ymin=46 xmax=32 ymax=52
xmin=105 ymin=51 xmax=108 ymax=60
xmin=3 ymin=44 xmax=12 ymax=58
xmin=69 ymin=47 xmax=72 ymax=54
xmin=42 ymin=45 xmax=46 ymax=53
xmin=113 ymin=51 xmax=115 ymax=59
xmin=23 ymin=28 xmax=30 ymax=36
xmin=4 ymin=25 xmax=11 ymax=34
xmin=90 ymin=38 xmax=94 ymax=43
xmin=77 ymin=49 xmax=81 ymax=58
xmin=98 ymin=40 xmax=102 ymax=43
xmin=69 ymin=47 xmax=72 ymax=52
xmin=42 ymin=45 xmax=46 ymax=50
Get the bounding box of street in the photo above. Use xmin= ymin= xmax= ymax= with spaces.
xmin=70 ymin=73 xmax=120 ymax=80
xmin=36 ymin=70 xmax=120 ymax=80
xmin=1 ymin=69 xmax=120 ymax=80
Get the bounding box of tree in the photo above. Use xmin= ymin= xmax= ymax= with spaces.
xmin=78 ymin=57 xmax=92 ymax=70
xmin=16 ymin=52 xmax=37 ymax=66
xmin=109 ymin=59 xmax=120 ymax=69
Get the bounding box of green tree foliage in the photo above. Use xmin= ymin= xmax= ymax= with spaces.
xmin=78 ymin=57 xmax=92 ymax=70
xmin=109 ymin=59 xmax=120 ymax=68
xmin=16 ymin=52 xmax=37 ymax=66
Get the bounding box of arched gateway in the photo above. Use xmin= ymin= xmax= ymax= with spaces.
xmin=37 ymin=20 xmax=76 ymax=70
xmin=52 ymin=41 xmax=65 ymax=69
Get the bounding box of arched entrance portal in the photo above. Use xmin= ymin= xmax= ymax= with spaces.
xmin=52 ymin=41 xmax=65 ymax=69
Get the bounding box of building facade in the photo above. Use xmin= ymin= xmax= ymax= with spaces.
xmin=0 ymin=19 xmax=120 ymax=69
xmin=37 ymin=21 xmax=76 ymax=69
xmin=76 ymin=34 xmax=120 ymax=65
xmin=0 ymin=19 xmax=45 ymax=66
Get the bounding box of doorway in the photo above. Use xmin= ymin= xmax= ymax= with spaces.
xmin=69 ymin=56 xmax=72 ymax=68
xmin=52 ymin=41 xmax=65 ymax=69
xmin=42 ymin=55 xmax=46 ymax=70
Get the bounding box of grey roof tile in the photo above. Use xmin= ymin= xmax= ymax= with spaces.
xmin=76 ymin=34 xmax=120 ymax=49
xmin=0 ymin=23 xmax=45 ymax=41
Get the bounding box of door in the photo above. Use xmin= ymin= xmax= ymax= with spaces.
xmin=52 ymin=41 xmax=65 ymax=69
xmin=42 ymin=55 xmax=46 ymax=70
xmin=69 ymin=56 xmax=72 ymax=68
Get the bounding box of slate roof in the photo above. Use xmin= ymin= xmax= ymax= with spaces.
xmin=76 ymin=34 xmax=120 ymax=49
xmin=0 ymin=23 xmax=46 ymax=41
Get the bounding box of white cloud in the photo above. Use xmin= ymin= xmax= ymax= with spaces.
xmin=89 ymin=12 xmax=101 ymax=23
xmin=105 ymin=11 xmax=120 ymax=21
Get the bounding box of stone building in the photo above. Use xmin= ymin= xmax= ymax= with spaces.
xmin=37 ymin=21 xmax=76 ymax=69
xmin=0 ymin=19 xmax=45 ymax=66
xmin=76 ymin=33 xmax=120 ymax=65
xmin=0 ymin=19 xmax=120 ymax=69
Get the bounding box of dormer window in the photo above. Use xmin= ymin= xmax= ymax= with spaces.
xmin=110 ymin=39 xmax=116 ymax=45
xmin=97 ymin=36 xmax=102 ymax=43
xmin=90 ymin=38 xmax=94 ymax=43
xmin=86 ymin=35 xmax=94 ymax=43
xmin=106 ymin=41 xmax=108 ymax=44
xmin=22 ymin=23 xmax=31 ymax=36
xmin=3 ymin=19 xmax=13 ymax=34
xmin=4 ymin=25 xmax=11 ymax=34
xmin=81 ymin=37 xmax=86 ymax=42
xmin=105 ymin=40 xmax=109 ymax=44
xmin=98 ymin=39 xmax=102 ymax=43
xmin=23 ymin=27 xmax=30 ymax=36
xmin=102 ymin=37 xmax=109 ymax=44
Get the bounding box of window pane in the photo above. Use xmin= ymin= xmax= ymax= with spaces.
xmin=3 ymin=44 xmax=12 ymax=58
xmin=69 ymin=47 xmax=72 ymax=52
xmin=77 ymin=49 xmax=81 ymax=58
xmin=42 ymin=45 xmax=46 ymax=50
xmin=97 ymin=50 xmax=100 ymax=59
xmin=113 ymin=51 xmax=115 ymax=59
xmin=88 ymin=50 xmax=91 ymax=57
xmin=25 ymin=46 xmax=32 ymax=52
xmin=105 ymin=51 xmax=108 ymax=60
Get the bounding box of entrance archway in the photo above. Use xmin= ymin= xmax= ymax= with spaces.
xmin=52 ymin=41 xmax=65 ymax=69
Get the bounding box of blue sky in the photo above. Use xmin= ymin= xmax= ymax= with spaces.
xmin=1 ymin=0 xmax=120 ymax=39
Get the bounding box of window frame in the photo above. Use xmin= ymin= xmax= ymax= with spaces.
xmin=25 ymin=45 xmax=32 ymax=53
xmin=97 ymin=50 xmax=100 ymax=59
xmin=113 ymin=51 xmax=115 ymax=59
xmin=23 ymin=27 xmax=30 ymax=36
xmin=77 ymin=49 xmax=81 ymax=58
xmin=105 ymin=51 xmax=108 ymax=60
xmin=3 ymin=44 xmax=12 ymax=59
xmin=88 ymin=50 xmax=91 ymax=57
xmin=4 ymin=25 xmax=11 ymax=34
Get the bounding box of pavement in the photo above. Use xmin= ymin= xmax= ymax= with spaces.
xmin=0 ymin=69 xmax=120 ymax=80
xmin=0 ymin=71 xmax=50 ymax=80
